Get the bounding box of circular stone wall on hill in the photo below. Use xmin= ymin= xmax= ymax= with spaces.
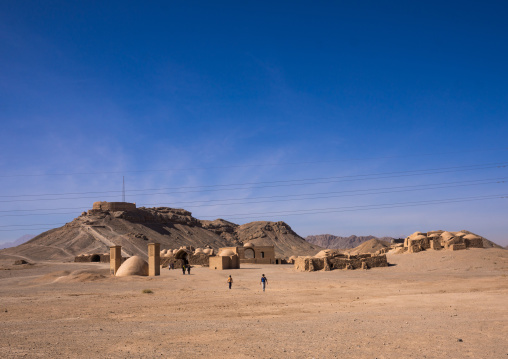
xmin=116 ymin=256 xmax=149 ymax=277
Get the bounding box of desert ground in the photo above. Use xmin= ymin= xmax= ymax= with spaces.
xmin=1 ymin=248 xmax=507 ymax=359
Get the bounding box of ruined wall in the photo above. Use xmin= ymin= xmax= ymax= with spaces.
xmin=74 ymin=253 xmax=119 ymax=263
xmin=92 ymin=201 xmax=136 ymax=212
xmin=294 ymin=254 xmax=388 ymax=272
xmin=404 ymin=230 xmax=485 ymax=253
xmin=160 ymin=252 xmax=211 ymax=267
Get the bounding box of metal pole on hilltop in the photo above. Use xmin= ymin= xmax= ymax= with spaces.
xmin=122 ymin=176 xmax=125 ymax=202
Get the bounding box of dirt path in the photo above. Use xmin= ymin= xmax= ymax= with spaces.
xmin=0 ymin=249 xmax=507 ymax=358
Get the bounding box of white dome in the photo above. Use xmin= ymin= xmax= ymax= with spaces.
xmin=220 ymin=249 xmax=235 ymax=257
xmin=243 ymin=242 xmax=255 ymax=247
xmin=441 ymin=231 xmax=455 ymax=240
xmin=115 ymin=256 xmax=148 ymax=277
xmin=314 ymin=250 xmax=331 ymax=258
xmin=409 ymin=231 xmax=424 ymax=238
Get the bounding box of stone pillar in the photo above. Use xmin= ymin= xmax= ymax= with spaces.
xmin=110 ymin=246 xmax=122 ymax=275
xmin=148 ymin=243 xmax=160 ymax=276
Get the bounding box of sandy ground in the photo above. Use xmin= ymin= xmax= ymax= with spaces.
xmin=0 ymin=248 xmax=507 ymax=359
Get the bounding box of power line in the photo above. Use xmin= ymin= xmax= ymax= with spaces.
xmin=0 ymin=162 xmax=506 ymax=202
xmin=0 ymin=222 xmax=64 ymax=228
xmin=141 ymin=178 xmax=507 ymax=209
xmin=0 ymin=193 xmax=505 ymax=231
xmin=0 ymin=227 xmax=55 ymax=232
xmin=0 ymin=176 xmax=506 ymax=215
xmin=197 ymin=194 xmax=508 ymax=220
xmin=1 ymin=148 xmax=506 ymax=178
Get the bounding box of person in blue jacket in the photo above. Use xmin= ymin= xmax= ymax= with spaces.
xmin=260 ymin=274 xmax=268 ymax=292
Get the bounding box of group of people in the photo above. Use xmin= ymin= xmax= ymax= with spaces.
xmin=168 ymin=264 xmax=268 ymax=291
xmin=167 ymin=262 xmax=191 ymax=275
xmin=182 ymin=264 xmax=191 ymax=275
xmin=227 ymin=274 xmax=268 ymax=291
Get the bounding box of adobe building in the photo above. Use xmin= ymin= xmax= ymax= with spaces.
xmin=209 ymin=248 xmax=240 ymax=270
xmin=209 ymin=244 xmax=284 ymax=270
xmin=404 ymin=230 xmax=484 ymax=253
xmin=219 ymin=243 xmax=277 ymax=264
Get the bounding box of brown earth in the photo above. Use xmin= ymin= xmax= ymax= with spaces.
xmin=0 ymin=207 xmax=321 ymax=261
xmin=0 ymin=248 xmax=507 ymax=358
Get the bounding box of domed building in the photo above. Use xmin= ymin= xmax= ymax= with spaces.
xmin=209 ymin=248 xmax=240 ymax=270
xmin=209 ymin=243 xmax=279 ymax=270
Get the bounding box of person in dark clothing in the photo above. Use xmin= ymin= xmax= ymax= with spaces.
xmin=182 ymin=264 xmax=186 ymax=275
xmin=187 ymin=265 xmax=191 ymax=275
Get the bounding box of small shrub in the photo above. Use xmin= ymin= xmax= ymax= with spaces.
xmin=142 ymin=289 xmax=153 ymax=294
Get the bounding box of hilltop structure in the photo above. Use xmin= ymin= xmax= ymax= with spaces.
xmin=89 ymin=201 xmax=136 ymax=213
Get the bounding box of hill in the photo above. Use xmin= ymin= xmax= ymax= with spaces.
xmin=0 ymin=206 xmax=321 ymax=261
xmin=305 ymin=234 xmax=395 ymax=249
xmin=0 ymin=234 xmax=35 ymax=249
xmin=346 ymin=238 xmax=391 ymax=255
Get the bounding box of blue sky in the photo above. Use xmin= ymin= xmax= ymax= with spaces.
xmin=0 ymin=1 xmax=507 ymax=246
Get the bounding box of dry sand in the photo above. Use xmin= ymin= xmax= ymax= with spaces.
xmin=1 ymin=248 xmax=507 ymax=358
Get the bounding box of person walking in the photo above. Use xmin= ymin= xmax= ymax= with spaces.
xmin=260 ymin=274 xmax=268 ymax=292
xmin=187 ymin=265 xmax=191 ymax=275
xmin=182 ymin=264 xmax=186 ymax=275
xmin=227 ymin=275 xmax=233 ymax=289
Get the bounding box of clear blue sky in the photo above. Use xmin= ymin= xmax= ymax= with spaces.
xmin=1 ymin=1 xmax=507 ymax=246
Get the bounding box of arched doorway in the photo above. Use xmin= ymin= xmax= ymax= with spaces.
xmin=244 ymin=248 xmax=255 ymax=259
xmin=90 ymin=254 xmax=101 ymax=262
xmin=175 ymin=249 xmax=190 ymax=265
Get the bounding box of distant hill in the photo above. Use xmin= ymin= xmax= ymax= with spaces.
xmin=305 ymin=234 xmax=395 ymax=249
xmin=0 ymin=234 xmax=35 ymax=249
xmin=0 ymin=206 xmax=321 ymax=261
xmin=346 ymin=238 xmax=391 ymax=255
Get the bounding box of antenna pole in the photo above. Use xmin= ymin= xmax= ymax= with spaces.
xmin=122 ymin=176 xmax=125 ymax=202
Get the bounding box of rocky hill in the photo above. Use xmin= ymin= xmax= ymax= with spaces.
xmin=0 ymin=206 xmax=321 ymax=261
xmin=305 ymin=234 xmax=395 ymax=249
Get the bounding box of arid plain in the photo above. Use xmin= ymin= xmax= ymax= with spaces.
xmin=1 ymin=248 xmax=507 ymax=359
